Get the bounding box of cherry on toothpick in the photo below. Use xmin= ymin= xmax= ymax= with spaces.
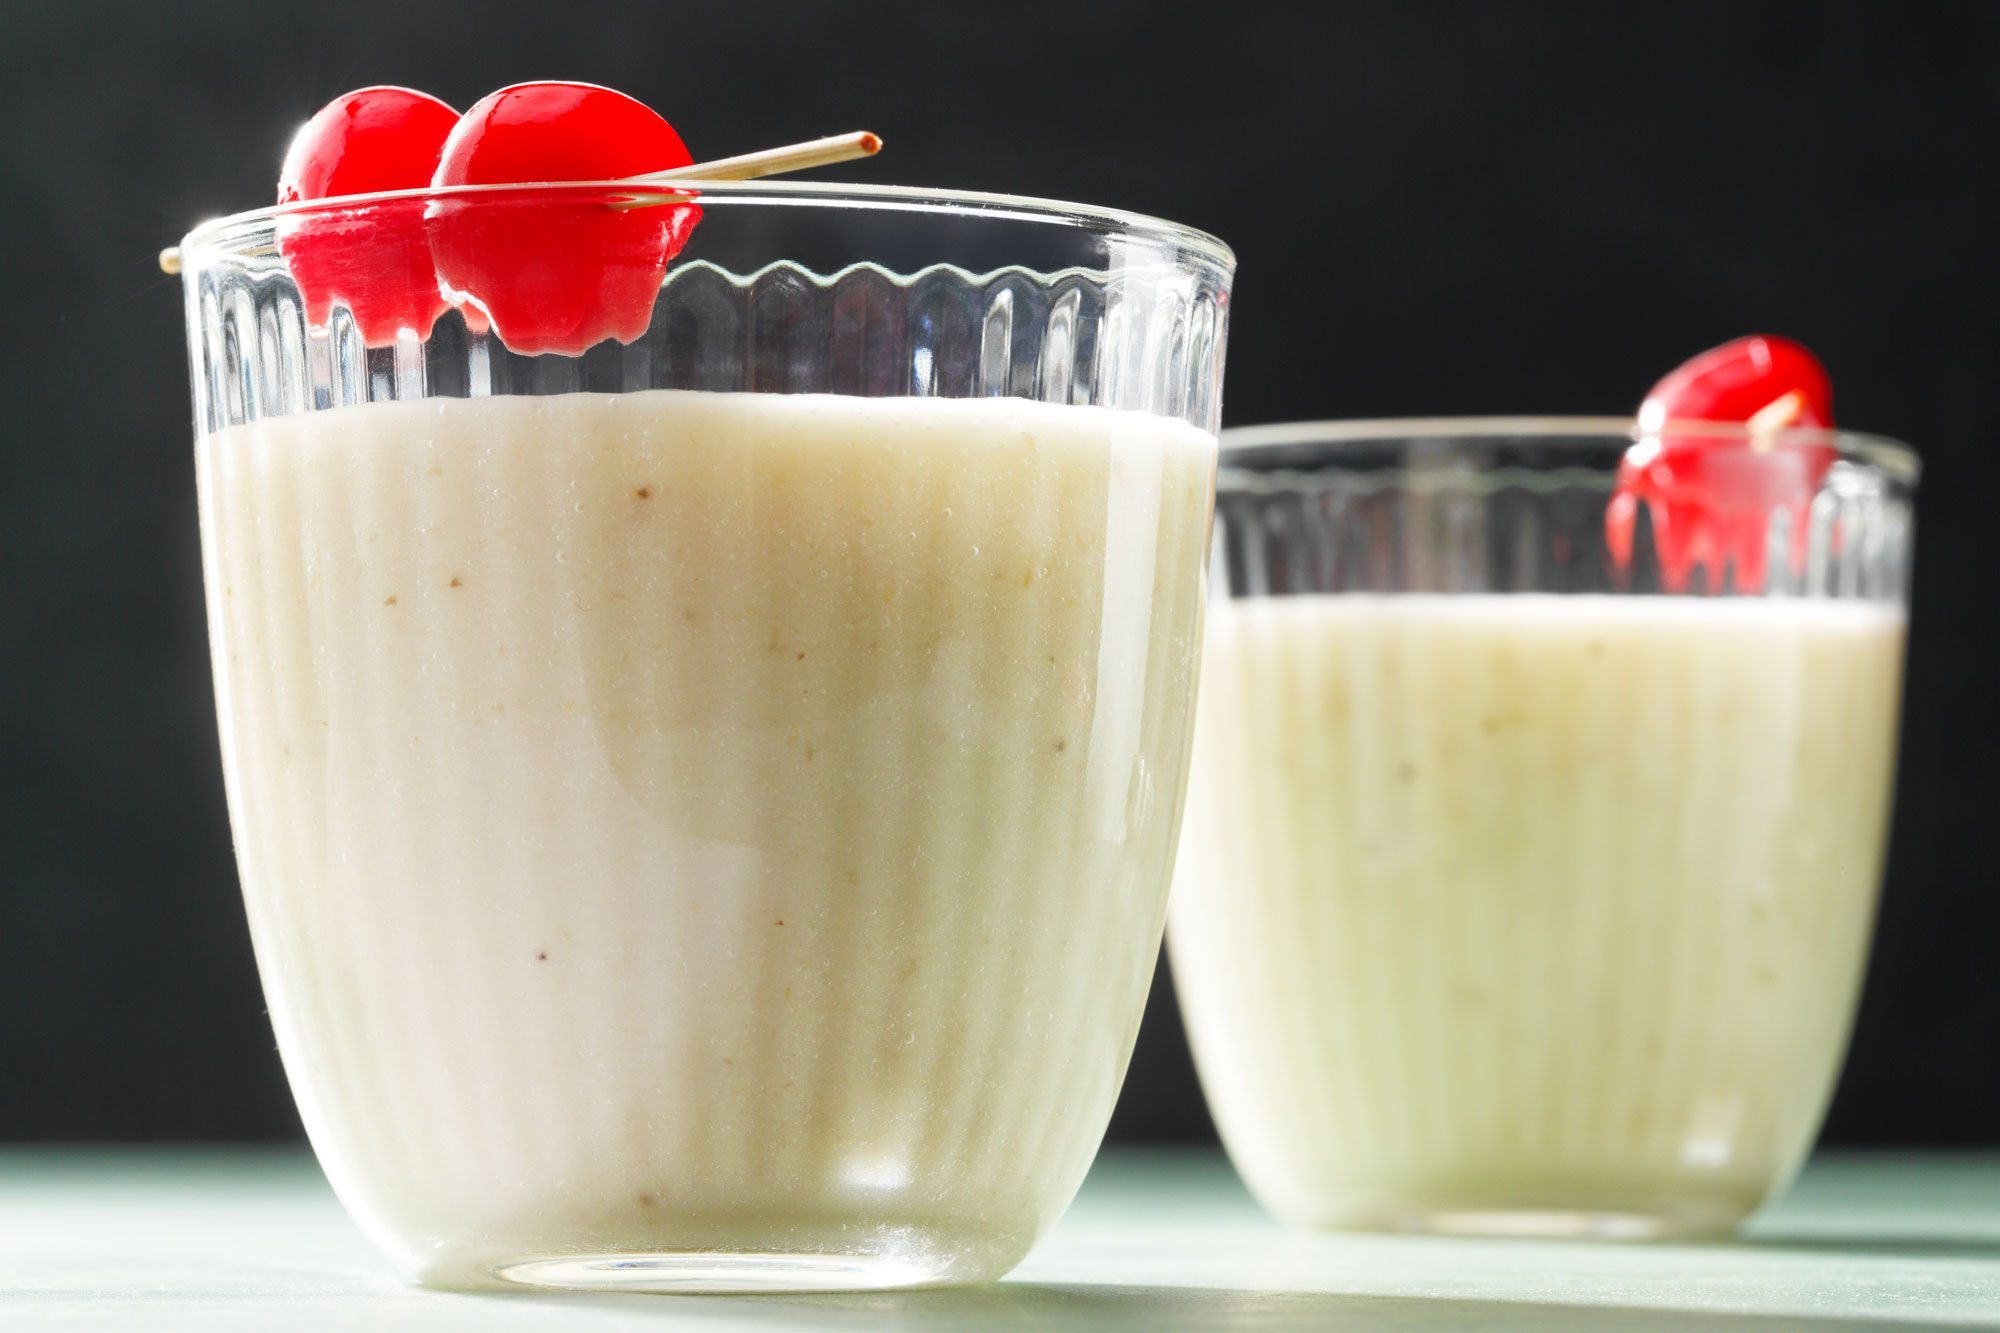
xmin=250 ymin=79 xmax=878 ymax=358
xmin=426 ymin=81 xmax=702 ymax=357
xmin=276 ymin=87 xmax=459 ymax=346
xmin=1606 ymin=335 xmax=1839 ymax=592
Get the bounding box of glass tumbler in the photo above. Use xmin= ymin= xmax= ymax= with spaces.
xmin=1170 ymin=418 xmax=1914 ymax=1238
xmin=177 ymin=181 xmax=1232 ymax=1290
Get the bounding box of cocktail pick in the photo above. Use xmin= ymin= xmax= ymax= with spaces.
xmin=158 ymin=131 xmax=883 ymax=274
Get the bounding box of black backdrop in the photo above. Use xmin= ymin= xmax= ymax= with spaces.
xmin=2 ymin=0 xmax=1995 ymax=1145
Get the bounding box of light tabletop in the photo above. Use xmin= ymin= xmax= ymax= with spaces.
xmin=3 ymin=1148 xmax=1995 ymax=1329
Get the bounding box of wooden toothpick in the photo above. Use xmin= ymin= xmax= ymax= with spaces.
xmin=622 ymin=130 xmax=882 ymax=186
xmin=159 ymin=131 xmax=884 ymax=274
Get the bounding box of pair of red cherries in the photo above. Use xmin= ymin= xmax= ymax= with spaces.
xmin=277 ymin=81 xmax=699 ymax=356
xmin=273 ymin=83 xmax=1838 ymax=592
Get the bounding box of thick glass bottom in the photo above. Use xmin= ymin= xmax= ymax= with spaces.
xmin=492 ymin=1249 xmax=949 ymax=1294
xmin=396 ymin=1216 xmax=1028 ymax=1293
xmin=1286 ymin=1183 xmax=1760 ymax=1241
xmin=1352 ymin=1206 xmax=1708 ymax=1241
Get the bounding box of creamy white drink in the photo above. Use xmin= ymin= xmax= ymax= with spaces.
xmin=1171 ymin=594 xmax=1904 ymax=1236
xmin=197 ymin=389 xmax=1215 ymax=1287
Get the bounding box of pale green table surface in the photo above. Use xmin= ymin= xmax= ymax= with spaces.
xmin=3 ymin=1148 xmax=1996 ymax=1329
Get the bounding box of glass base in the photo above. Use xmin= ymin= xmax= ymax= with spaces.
xmin=399 ymin=1211 xmax=1029 ymax=1292
xmin=490 ymin=1249 xmax=955 ymax=1294
xmin=1260 ymin=1172 xmax=1764 ymax=1241
xmin=1369 ymin=1206 xmax=1695 ymax=1241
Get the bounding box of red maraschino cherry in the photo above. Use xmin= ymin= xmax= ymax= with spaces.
xmin=1606 ymin=335 xmax=1839 ymax=591
xmin=276 ymin=87 xmax=460 ymax=345
xmin=426 ymin=81 xmax=701 ymax=357
xmin=1640 ymin=335 xmax=1833 ymax=434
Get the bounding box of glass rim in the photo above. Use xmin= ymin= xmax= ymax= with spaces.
xmin=1220 ymin=415 xmax=1920 ymax=482
xmin=177 ymin=177 xmax=1235 ymax=270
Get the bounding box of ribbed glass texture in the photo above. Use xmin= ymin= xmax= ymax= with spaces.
xmin=184 ymin=185 xmax=1229 ymax=433
xmin=180 ymin=183 xmax=1232 ymax=1291
xmin=1172 ymin=419 xmax=1914 ymax=1239
xmin=1208 ymin=419 xmax=1913 ymax=600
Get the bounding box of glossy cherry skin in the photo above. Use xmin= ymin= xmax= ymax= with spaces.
xmin=275 ymin=87 xmax=459 ymax=346
xmin=426 ymin=81 xmax=700 ymax=357
xmin=1637 ymin=335 xmax=1833 ymax=433
xmin=1607 ymin=336 xmax=1838 ymax=591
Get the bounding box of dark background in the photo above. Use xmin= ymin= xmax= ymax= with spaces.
xmin=2 ymin=0 xmax=1995 ymax=1146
